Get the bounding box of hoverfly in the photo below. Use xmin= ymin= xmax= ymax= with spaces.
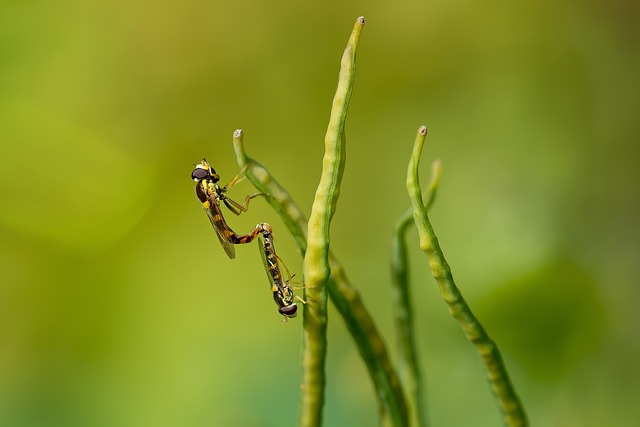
xmin=191 ymin=158 xmax=265 ymax=259
xmin=257 ymin=223 xmax=306 ymax=320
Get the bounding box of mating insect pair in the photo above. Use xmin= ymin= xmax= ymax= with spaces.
xmin=191 ymin=158 xmax=305 ymax=320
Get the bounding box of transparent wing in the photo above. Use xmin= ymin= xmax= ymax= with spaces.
xmin=202 ymin=201 xmax=236 ymax=259
xmin=258 ymin=234 xmax=276 ymax=288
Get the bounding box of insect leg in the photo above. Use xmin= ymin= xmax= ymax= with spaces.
xmin=294 ymin=295 xmax=309 ymax=305
xmin=221 ymin=164 xmax=249 ymax=191
xmin=222 ymin=192 xmax=266 ymax=215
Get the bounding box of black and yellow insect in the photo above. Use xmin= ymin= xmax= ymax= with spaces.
xmin=192 ymin=159 xmax=303 ymax=319
xmin=257 ymin=223 xmax=305 ymax=320
xmin=191 ymin=158 xmax=264 ymax=259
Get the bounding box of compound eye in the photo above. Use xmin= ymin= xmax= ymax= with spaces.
xmin=191 ymin=167 xmax=209 ymax=181
xmin=279 ymin=304 xmax=298 ymax=318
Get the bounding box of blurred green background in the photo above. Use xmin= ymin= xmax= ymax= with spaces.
xmin=1 ymin=0 xmax=638 ymax=426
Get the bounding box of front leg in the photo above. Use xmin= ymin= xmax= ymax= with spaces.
xmin=221 ymin=164 xmax=249 ymax=191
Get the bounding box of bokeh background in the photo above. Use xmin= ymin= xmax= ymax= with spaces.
xmin=1 ymin=1 xmax=639 ymax=426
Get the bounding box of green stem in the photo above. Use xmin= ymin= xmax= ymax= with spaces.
xmin=298 ymin=16 xmax=365 ymax=427
xmin=391 ymin=159 xmax=442 ymax=427
xmin=405 ymin=126 xmax=527 ymax=427
xmin=233 ymin=130 xmax=407 ymax=427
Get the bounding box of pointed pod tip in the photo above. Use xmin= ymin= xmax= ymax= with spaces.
xmin=357 ymin=16 xmax=365 ymax=25
xmin=233 ymin=129 xmax=243 ymax=138
xmin=419 ymin=125 xmax=427 ymax=136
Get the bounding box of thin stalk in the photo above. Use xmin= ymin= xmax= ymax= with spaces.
xmin=405 ymin=126 xmax=527 ymax=427
xmin=391 ymin=159 xmax=442 ymax=427
xmin=233 ymin=130 xmax=408 ymax=427
xmin=297 ymin=16 xmax=365 ymax=427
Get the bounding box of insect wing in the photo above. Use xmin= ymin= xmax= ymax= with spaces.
xmin=202 ymin=202 xmax=236 ymax=259
xmin=258 ymin=234 xmax=276 ymax=288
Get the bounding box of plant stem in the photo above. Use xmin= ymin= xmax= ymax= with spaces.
xmin=233 ymin=130 xmax=408 ymax=427
xmin=297 ymin=16 xmax=365 ymax=427
xmin=405 ymin=126 xmax=527 ymax=427
xmin=391 ymin=159 xmax=442 ymax=427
